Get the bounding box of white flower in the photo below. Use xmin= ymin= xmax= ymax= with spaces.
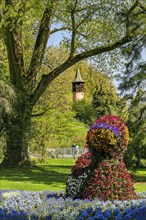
xmin=0 ymin=190 xmax=146 ymax=219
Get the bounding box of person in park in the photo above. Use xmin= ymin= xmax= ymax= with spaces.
xmin=71 ymin=144 xmax=79 ymax=158
xmin=66 ymin=115 xmax=137 ymax=201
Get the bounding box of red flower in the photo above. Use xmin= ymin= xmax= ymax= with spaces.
xmin=66 ymin=115 xmax=137 ymax=201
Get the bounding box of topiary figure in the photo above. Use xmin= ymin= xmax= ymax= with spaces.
xmin=65 ymin=115 xmax=137 ymax=201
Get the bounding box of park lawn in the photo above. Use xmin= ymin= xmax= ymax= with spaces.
xmin=0 ymin=159 xmax=146 ymax=193
xmin=129 ymin=167 xmax=146 ymax=182
xmin=134 ymin=182 xmax=146 ymax=193
xmin=0 ymin=159 xmax=75 ymax=191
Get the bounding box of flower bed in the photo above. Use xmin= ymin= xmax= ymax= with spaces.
xmin=66 ymin=115 xmax=137 ymax=201
xmin=0 ymin=190 xmax=146 ymax=220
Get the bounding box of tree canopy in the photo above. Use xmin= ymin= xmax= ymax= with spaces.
xmin=0 ymin=0 xmax=145 ymax=167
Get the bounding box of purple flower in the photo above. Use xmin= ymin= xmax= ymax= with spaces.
xmin=90 ymin=122 xmax=121 ymax=139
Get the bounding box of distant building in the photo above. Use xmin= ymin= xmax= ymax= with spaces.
xmin=72 ymin=69 xmax=85 ymax=101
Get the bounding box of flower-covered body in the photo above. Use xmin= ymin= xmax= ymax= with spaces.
xmin=66 ymin=115 xmax=137 ymax=201
xmin=83 ymin=160 xmax=137 ymax=201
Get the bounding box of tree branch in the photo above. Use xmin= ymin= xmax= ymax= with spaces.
xmin=31 ymin=108 xmax=48 ymax=117
xmin=3 ymin=0 xmax=27 ymax=88
xmin=128 ymin=0 xmax=139 ymax=15
xmin=50 ymin=26 xmax=71 ymax=34
xmin=70 ymin=0 xmax=78 ymax=57
xmin=30 ymin=34 xmax=132 ymax=106
xmin=70 ymin=10 xmax=76 ymax=57
xmin=126 ymin=0 xmax=140 ymax=34
xmin=26 ymin=1 xmax=57 ymax=82
xmin=0 ymin=3 xmax=3 ymax=22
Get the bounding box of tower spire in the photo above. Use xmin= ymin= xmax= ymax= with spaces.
xmin=72 ymin=69 xmax=85 ymax=101
xmin=73 ymin=69 xmax=84 ymax=83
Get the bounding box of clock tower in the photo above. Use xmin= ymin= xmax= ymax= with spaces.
xmin=72 ymin=69 xmax=85 ymax=101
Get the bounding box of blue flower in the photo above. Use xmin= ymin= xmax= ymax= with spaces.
xmin=0 ymin=208 xmax=5 ymax=220
xmin=77 ymin=210 xmax=89 ymax=219
xmin=81 ymin=211 xmax=88 ymax=218
xmin=113 ymin=208 xmax=121 ymax=216
xmin=1 ymin=209 xmax=28 ymax=220
xmin=115 ymin=213 xmax=124 ymax=220
xmin=135 ymin=206 xmax=146 ymax=220
xmin=103 ymin=209 xmax=112 ymax=218
xmin=30 ymin=214 xmax=40 ymax=220
xmin=6 ymin=210 xmax=20 ymax=220
xmin=44 ymin=216 xmax=52 ymax=220
xmin=123 ymin=213 xmax=133 ymax=220
xmin=130 ymin=204 xmax=137 ymax=210
xmin=92 ymin=213 xmax=108 ymax=220
xmin=93 ymin=207 xmax=102 ymax=214
xmin=18 ymin=212 xmax=28 ymax=220
xmin=123 ymin=207 xmax=132 ymax=216
xmin=77 ymin=217 xmax=84 ymax=220
xmin=86 ymin=206 xmax=93 ymax=214
xmin=87 ymin=217 xmax=93 ymax=220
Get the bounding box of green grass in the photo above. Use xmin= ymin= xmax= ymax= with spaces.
xmin=129 ymin=167 xmax=146 ymax=192
xmin=134 ymin=182 xmax=146 ymax=193
xmin=0 ymin=159 xmax=75 ymax=191
xmin=129 ymin=167 xmax=146 ymax=182
xmin=0 ymin=159 xmax=146 ymax=193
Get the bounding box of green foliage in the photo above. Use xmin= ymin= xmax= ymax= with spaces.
xmin=117 ymin=1 xmax=146 ymax=167
xmin=129 ymin=167 xmax=146 ymax=182
xmin=0 ymin=39 xmax=9 ymax=78
xmin=0 ymin=79 xmax=15 ymax=135
xmin=30 ymin=71 xmax=89 ymax=160
xmin=31 ymin=60 xmax=122 ymax=159
xmin=31 ymin=108 xmax=88 ymax=155
xmin=72 ymin=100 xmax=95 ymax=125
xmin=93 ymin=82 xmax=119 ymax=118
xmin=72 ymin=65 xmax=124 ymax=124
xmin=82 ymin=66 xmax=124 ymax=119
xmin=0 ymin=0 xmax=145 ymax=167
xmin=124 ymin=89 xmax=146 ymax=168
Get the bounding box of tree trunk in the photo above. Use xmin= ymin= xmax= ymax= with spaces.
xmin=1 ymin=97 xmax=32 ymax=168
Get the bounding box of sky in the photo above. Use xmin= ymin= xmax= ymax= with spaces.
xmin=47 ymin=31 xmax=146 ymax=91
xmin=48 ymin=32 xmax=63 ymax=47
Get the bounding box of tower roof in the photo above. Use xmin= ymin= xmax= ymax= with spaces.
xmin=72 ymin=69 xmax=84 ymax=83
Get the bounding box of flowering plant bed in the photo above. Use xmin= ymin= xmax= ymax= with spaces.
xmin=0 ymin=190 xmax=146 ymax=220
xmin=66 ymin=115 xmax=137 ymax=201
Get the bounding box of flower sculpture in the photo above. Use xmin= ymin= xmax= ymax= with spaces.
xmin=66 ymin=115 xmax=137 ymax=201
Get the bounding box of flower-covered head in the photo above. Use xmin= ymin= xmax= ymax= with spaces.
xmin=86 ymin=115 xmax=129 ymax=158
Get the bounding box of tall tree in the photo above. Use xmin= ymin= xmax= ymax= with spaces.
xmin=116 ymin=1 xmax=146 ymax=167
xmin=123 ymin=90 xmax=146 ymax=167
xmin=0 ymin=0 xmax=145 ymax=167
xmin=92 ymin=75 xmax=120 ymax=118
